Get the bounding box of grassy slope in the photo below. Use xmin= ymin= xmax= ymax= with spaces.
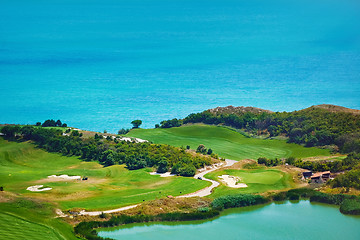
xmin=128 ymin=124 xmax=330 ymax=160
xmin=0 ymin=198 xmax=77 ymax=240
xmin=0 ymin=138 xmax=209 ymax=211
xmin=205 ymin=168 xmax=294 ymax=198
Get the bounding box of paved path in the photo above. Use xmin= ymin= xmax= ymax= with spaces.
xmin=178 ymin=159 xmax=237 ymax=198
xmin=67 ymin=159 xmax=237 ymax=216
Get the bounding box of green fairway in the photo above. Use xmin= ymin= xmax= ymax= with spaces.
xmin=127 ymin=124 xmax=330 ymax=160
xmin=0 ymin=138 xmax=209 ymax=211
xmin=205 ymin=168 xmax=294 ymax=197
xmin=0 ymin=197 xmax=78 ymax=240
xmin=0 ymin=212 xmax=63 ymax=240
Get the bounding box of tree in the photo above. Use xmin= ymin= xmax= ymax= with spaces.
xmin=196 ymin=144 xmax=207 ymax=154
xmin=56 ymin=120 xmax=62 ymax=127
xmin=118 ymin=128 xmax=130 ymax=135
xmin=131 ymin=120 xmax=142 ymax=129
xmin=157 ymin=159 xmax=168 ymax=173
xmin=1 ymin=125 xmax=21 ymax=138
xmin=207 ymin=148 xmax=213 ymax=155
xmin=36 ymin=122 xmax=41 ymax=126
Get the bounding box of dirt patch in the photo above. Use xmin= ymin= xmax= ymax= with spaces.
xmin=0 ymin=191 xmax=16 ymax=203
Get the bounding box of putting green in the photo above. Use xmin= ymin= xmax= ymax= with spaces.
xmin=205 ymin=168 xmax=294 ymax=197
xmin=128 ymin=124 xmax=330 ymax=160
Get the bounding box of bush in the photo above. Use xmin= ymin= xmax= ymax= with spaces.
xmin=211 ymin=194 xmax=268 ymax=210
xmin=340 ymin=199 xmax=360 ymax=215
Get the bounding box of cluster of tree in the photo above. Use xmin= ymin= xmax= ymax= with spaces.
xmin=330 ymin=168 xmax=360 ymax=190
xmin=0 ymin=125 xmax=213 ymax=177
xmin=157 ymin=118 xmax=182 ymax=128
xmin=118 ymin=128 xmax=130 ymax=135
xmin=158 ymin=108 xmax=360 ymax=153
xmin=36 ymin=119 xmax=67 ymax=127
xmin=257 ymin=157 xmax=284 ymax=166
xmin=196 ymin=144 xmax=213 ymax=155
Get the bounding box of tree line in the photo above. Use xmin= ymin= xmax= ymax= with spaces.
xmin=0 ymin=125 xmax=213 ymax=177
xmin=157 ymin=108 xmax=360 ymax=153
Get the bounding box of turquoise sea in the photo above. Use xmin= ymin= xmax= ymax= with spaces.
xmin=1 ymin=0 xmax=360 ymax=132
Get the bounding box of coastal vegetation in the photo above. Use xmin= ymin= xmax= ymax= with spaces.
xmin=155 ymin=105 xmax=360 ymax=154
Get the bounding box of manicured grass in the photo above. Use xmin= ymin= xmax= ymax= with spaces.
xmin=0 ymin=212 xmax=62 ymax=240
xmin=205 ymin=168 xmax=294 ymax=198
xmin=0 ymin=138 xmax=209 ymax=211
xmin=128 ymin=124 xmax=330 ymax=160
xmin=0 ymin=197 xmax=77 ymax=240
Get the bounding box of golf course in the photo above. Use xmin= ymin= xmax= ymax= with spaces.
xmin=205 ymin=168 xmax=295 ymax=198
xmin=0 ymin=138 xmax=210 ymax=210
xmin=127 ymin=124 xmax=330 ymax=160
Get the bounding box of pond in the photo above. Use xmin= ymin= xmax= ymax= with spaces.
xmin=98 ymin=201 xmax=360 ymax=240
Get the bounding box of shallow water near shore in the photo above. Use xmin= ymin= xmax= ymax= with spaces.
xmin=98 ymin=201 xmax=360 ymax=240
xmin=1 ymin=0 xmax=360 ymax=132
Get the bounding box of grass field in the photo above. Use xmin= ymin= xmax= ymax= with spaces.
xmin=0 ymin=196 xmax=77 ymax=240
xmin=127 ymin=124 xmax=330 ymax=160
xmin=0 ymin=138 xmax=209 ymax=211
xmin=205 ymin=168 xmax=295 ymax=198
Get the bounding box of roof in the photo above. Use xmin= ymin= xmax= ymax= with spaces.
xmin=311 ymin=171 xmax=331 ymax=179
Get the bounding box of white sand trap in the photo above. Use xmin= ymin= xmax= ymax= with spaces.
xmin=149 ymin=172 xmax=176 ymax=177
xmin=218 ymin=175 xmax=248 ymax=188
xmin=118 ymin=137 xmax=148 ymax=143
xmin=48 ymin=174 xmax=81 ymax=180
xmin=27 ymin=185 xmax=52 ymax=192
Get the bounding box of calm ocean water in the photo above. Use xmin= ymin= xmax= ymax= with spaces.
xmin=1 ymin=0 xmax=360 ymax=132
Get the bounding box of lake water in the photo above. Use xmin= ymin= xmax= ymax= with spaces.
xmin=1 ymin=0 xmax=360 ymax=132
xmin=98 ymin=201 xmax=360 ymax=240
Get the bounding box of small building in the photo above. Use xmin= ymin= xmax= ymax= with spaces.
xmin=302 ymin=171 xmax=312 ymax=179
xmin=311 ymin=171 xmax=331 ymax=184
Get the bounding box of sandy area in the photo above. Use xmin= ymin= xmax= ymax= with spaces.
xmin=48 ymin=174 xmax=81 ymax=180
xmin=150 ymin=172 xmax=177 ymax=177
xmin=103 ymin=135 xmax=148 ymax=143
xmin=27 ymin=185 xmax=52 ymax=192
xmin=218 ymin=175 xmax=248 ymax=188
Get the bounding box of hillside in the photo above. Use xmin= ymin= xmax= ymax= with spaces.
xmin=302 ymin=104 xmax=360 ymax=115
xmin=128 ymin=124 xmax=330 ymax=160
xmin=208 ymin=106 xmax=273 ymax=115
xmin=157 ymin=104 xmax=360 ymax=154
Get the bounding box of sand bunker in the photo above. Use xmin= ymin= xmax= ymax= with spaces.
xmin=103 ymin=135 xmax=148 ymax=143
xmin=27 ymin=185 xmax=52 ymax=192
xmin=48 ymin=174 xmax=81 ymax=180
xmin=218 ymin=175 xmax=248 ymax=188
xmin=149 ymin=172 xmax=176 ymax=177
